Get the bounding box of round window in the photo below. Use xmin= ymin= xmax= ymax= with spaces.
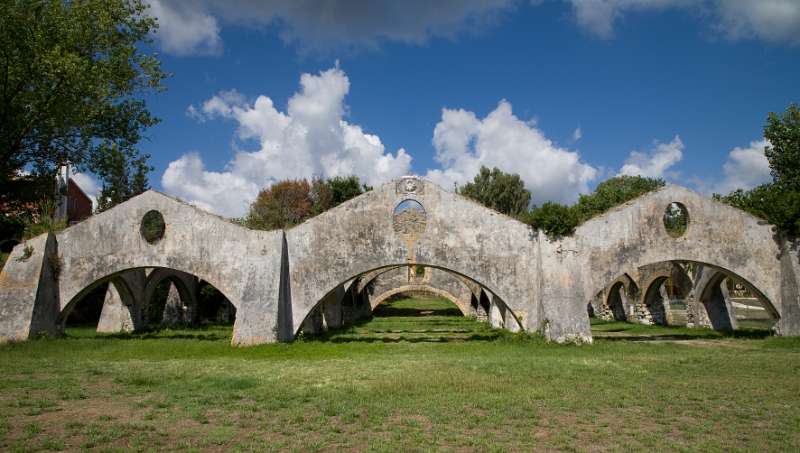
xmin=663 ymin=202 xmax=689 ymax=238
xmin=140 ymin=210 xmax=165 ymax=244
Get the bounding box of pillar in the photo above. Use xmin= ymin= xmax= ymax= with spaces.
xmin=97 ymin=281 xmax=136 ymax=333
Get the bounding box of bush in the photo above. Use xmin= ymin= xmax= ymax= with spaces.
xmin=523 ymin=202 xmax=579 ymax=237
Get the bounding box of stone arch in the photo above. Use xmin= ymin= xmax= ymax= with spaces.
xmin=685 ymin=266 xmax=777 ymax=332
xmin=592 ymin=273 xmax=637 ymax=322
xmin=598 ymin=261 xmax=778 ymax=332
xmin=294 ymin=263 xmax=524 ymax=338
xmin=695 ymin=271 xmax=737 ymax=332
xmin=577 ymin=185 xmax=798 ymax=335
xmin=286 ymin=177 xmax=545 ymax=341
xmin=639 ymin=276 xmax=670 ymax=326
xmin=58 ymin=270 xmax=142 ymax=329
xmin=49 ymin=191 xmax=283 ymax=345
xmin=141 ymin=268 xmax=199 ymax=326
xmin=369 ymin=285 xmax=470 ymax=316
xmin=606 ymin=282 xmax=629 ymax=321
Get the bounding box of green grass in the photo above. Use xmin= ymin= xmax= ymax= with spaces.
xmin=0 ymin=297 xmax=798 ymax=452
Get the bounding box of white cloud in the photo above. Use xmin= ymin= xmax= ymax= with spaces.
xmin=567 ymin=0 xmax=693 ymax=39
xmin=425 ymin=100 xmax=598 ymax=204
xmin=144 ymin=0 xmax=800 ymax=56
xmin=163 ymin=67 xmax=412 ymax=217
xmin=146 ymin=0 xmax=222 ymax=56
xmin=572 ymin=127 xmax=583 ymax=142
xmin=711 ymin=139 xmax=772 ymax=194
xmin=162 ymin=152 xmax=259 ymax=216
xmin=714 ymin=0 xmax=800 ymax=45
xmin=145 ymin=0 xmax=514 ymax=55
xmin=618 ymin=136 xmax=683 ymax=179
xmin=564 ymin=0 xmax=800 ymax=45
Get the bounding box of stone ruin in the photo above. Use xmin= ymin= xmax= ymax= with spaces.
xmin=1 ymin=176 xmax=799 ymax=345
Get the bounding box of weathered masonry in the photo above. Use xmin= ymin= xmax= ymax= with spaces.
xmin=1 ymin=176 xmax=799 ymax=345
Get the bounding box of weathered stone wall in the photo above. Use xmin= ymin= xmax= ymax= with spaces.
xmin=2 ymin=178 xmax=800 ymax=345
xmin=574 ymin=185 xmax=800 ymax=335
xmin=285 ymin=177 xmax=547 ymax=340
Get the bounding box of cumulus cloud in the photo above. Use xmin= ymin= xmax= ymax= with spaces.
xmin=714 ymin=0 xmax=800 ymax=45
xmin=618 ymin=136 xmax=683 ymax=179
xmin=144 ymin=0 xmax=800 ymax=55
xmin=145 ymin=0 xmax=514 ymax=55
xmin=565 ymin=0 xmax=800 ymax=45
xmin=146 ymin=0 xmax=222 ymax=56
xmin=163 ymin=67 xmax=412 ymax=217
xmin=711 ymin=139 xmax=772 ymax=194
xmin=425 ymin=100 xmax=598 ymax=204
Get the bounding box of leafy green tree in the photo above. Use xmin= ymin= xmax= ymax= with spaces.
xmin=459 ymin=166 xmax=531 ymax=217
xmin=94 ymin=146 xmax=153 ymax=212
xmin=0 ymin=0 xmax=165 ymax=190
xmin=574 ymin=175 xmax=665 ymax=222
xmin=764 ymin=103 xmax=800 ymax=190
xmin=328 ymin=176 xmax=371 ymax=206
xmin=523 ymin=202 xmax=579 ymax=237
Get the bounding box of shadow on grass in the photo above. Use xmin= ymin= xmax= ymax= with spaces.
xmin=591 ymin=319 xmax=773 ymax=341
xmin=64 ymin=324 xmax=233 ymax=341
xmin=372 ymin=306 xmax=463 ymax=317
xmin=323 ymin=333 xmax=503 ymax=343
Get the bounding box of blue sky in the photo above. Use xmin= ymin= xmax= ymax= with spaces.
xmin=77 ymin=1 xmax=800 ymax=217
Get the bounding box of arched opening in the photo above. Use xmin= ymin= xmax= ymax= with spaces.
xmin=296 ymin=264 xmax=519 ymax=342
xmin=196 ymin=280 xmax=237 ymax=326
xmin=606 ymin=282 xmax=628 ymax=321
xmin=63 ymin=281 xmax=109 ymax=332
xmin=60 ymin=267 xmax=237 ymax=337
xmin=723 ymin=276 xmax=777 ymax=330
xmin=640 ymin=277 xmax=670 ymax=326
xmin=594 ymin=260 xmax=778 ymax=335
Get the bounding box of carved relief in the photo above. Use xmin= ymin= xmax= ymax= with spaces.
xmin=396 ymin=176 xmax=424 ymax=195
xmin=392 ymin=199 xmax=427 ymax=238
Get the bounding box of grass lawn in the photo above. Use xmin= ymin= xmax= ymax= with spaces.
xmin=0 ymin=296 xmax=799 ymax=452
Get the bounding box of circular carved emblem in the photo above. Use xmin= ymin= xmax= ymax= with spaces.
xmin=396 ymin=176 xmax=424 ymax=195
xmin=393 ymin=199 xmax=427 ymax=238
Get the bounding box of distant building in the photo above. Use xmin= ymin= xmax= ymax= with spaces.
xmin=55 ymin=166 xmax=93 ymax=224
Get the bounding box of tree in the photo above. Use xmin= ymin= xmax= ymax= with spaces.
xmin=523 ymin=202 xmax=579 ymax=237
xmin=764 ymin=103 xmax=800 ymax=190
xmin=0 ymin=0 xmax=165 ymax=189
xmin=328 ymin=176 xmax=371 ymax=206
xmin=246 ymin=176 xmax=372 ymax=230
xmin=246 ymin=180 xmax=313 ymax=230
xmin=94 ymin=146 xmax=153 ymax=212
xmin=459 ymin=166 xmax=531 ymax=217
xmin=574 ymin=175 xmax=665 ymax=222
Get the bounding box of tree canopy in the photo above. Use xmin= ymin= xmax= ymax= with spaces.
xmin=245 ymin=176 xmax=371 ymax=230
xmin=0 ymin=0 xmax=164 ymax=196
xmin=520 ymin=175 xmax=665 ymax=237
xmin=458 ymin=166 xmax=531 ymax=217
xmin=94 ymin=146 xmax=153 ymax=212
xmin=764 ymin=103 xmax=800 ymax=191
